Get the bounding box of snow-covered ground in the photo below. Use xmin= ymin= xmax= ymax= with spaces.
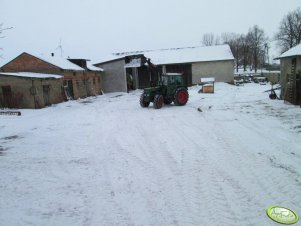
xmin=0 ymin=83 xmax=300 ymax=226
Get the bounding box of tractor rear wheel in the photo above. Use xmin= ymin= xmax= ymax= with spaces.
xmin=174 ymin=88 xmax=189 ymax=106
xmin=140 ymin=93 xmax=150 ymax=107
xmin=154 ymin=94 xmax=164 ymax=109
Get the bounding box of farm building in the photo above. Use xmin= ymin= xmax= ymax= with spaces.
xmin=94 ymin=45 xmax=234 ymax=93
xmin=0 ymin=52 xmax=103 ymax=102
xmin=275 ymin=44 xmax=301 ymax=105
xmin=0 ymin=72 xmax=63 ymax=109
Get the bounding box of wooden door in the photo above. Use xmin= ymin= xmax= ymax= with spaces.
xmin=1 ymin=86 xmax=12 ymax=108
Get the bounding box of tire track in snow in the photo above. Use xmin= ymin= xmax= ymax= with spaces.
xmin=199 ymin=112 xmax=267 ymax=225
xmin=227 ymin=113 xmax=301 ymax=207
xmin=204 ymin=111 xmax=300 ymax=224
xmin=167 ymin=113 xmax=242 ymax=226
xmin=114 ymin=130 xmax=192 ymax=226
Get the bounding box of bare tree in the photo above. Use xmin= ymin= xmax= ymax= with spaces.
xmin=275 ymin=8 xmax=301 ymax=53
xmin=0 ymin=24 xmax=13 ymax=58
xmin=214 ymin=35 xmax=221 ymax=45
xmin=201 ymin=33 xmax=215 ymax=46
xmin=246 ymin=25 xmax=268 ymax=72
xmin=221 ymin=33 xmax=243 ymax=72
xmin=0 ymin=24 xmax=13 ymax=38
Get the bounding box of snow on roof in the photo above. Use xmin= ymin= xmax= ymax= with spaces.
xmin=276 ymin=43 xmax=301 ymax=59
xmin=86 ymin=61 xmax=104 ymax=71
xmin=200 ymin=77 xmax=215 ymax=82
xmin=96 ymin=45 xmax=234 ymax=65
xmin=0 ymin=72 xmax=63 ymax=79
xmin=37 ymin=55 xmax=84 ymax=71
xmin=95 ymin=55 xmax=125 ymax=65
xmin=142 ymin=45 xmax=234 ymax=65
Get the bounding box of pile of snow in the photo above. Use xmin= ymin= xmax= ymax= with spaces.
xmin=0 ymin=83 xmax=300 ymax=226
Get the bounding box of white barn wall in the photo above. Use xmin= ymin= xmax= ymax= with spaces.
xmin=192 ymin=60 xmax=234 ymax=84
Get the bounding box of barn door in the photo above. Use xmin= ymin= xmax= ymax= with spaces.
xmin=1 ymin=86 xmax=12 ymax=108
xmin=67 ymin=80 xmax=74 ymax=98
xmin=43 ymin=85 xmax=50 ymax=106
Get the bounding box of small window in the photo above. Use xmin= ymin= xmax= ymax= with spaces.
xmin=73 ymin=72 xmax=76 ymax=76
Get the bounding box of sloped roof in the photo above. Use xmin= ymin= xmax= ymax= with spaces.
xmin=95 ymin=45 xmax=234 ymax=66
xmin=0 ymin=72 xmax=63 ymax=79
xmin=37 ymin=54 xmax=84 ymax=70
xmin=0 ymin=52 xmax=85 ymax=71
xmin=142 ymin=44 xmax=234 ymax=65
xmin=276 ymin=43 xmax=301 ymax=59
xmin=86 ymin=61 xmax=104 ymax=71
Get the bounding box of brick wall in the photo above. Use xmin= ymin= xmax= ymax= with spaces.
xmin=1 ymin=52 xmax=61 ymax=74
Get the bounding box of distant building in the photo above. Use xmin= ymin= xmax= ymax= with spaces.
xmin=0 ymin=52 xmax=104 ymax=109
xmin=275 ymin=44 xmax=301 ymax=105
xmin=94 ymin=45 xmax=234 ymax=93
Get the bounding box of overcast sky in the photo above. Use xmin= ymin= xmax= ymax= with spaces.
xmin=0 ymin=0 xmax=300 ymax=64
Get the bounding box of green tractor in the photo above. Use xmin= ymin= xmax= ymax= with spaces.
xmin=140 ymin=73 xmax=189 ymax=109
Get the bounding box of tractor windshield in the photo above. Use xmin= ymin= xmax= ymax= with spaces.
xmin=161 ymin=76 xmax=168 ymax=86
xmin=160 ymin=74 xmax=183 ymax=86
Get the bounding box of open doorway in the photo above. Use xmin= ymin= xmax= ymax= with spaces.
xmin=1 ymin=86 xmax=12 ymax=108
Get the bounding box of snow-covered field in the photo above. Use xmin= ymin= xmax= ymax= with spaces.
xmin=0 ymin=83 xmax=300 ymax=226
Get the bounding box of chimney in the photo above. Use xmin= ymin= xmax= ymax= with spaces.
xmin=51 ymin=53 xmax=54 ymax=57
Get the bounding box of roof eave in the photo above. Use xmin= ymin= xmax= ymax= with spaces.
xmin=274 ymin=54 xmax=301 ymax=60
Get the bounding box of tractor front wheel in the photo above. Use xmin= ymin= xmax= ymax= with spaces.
xmin=174 ymin=88 xmax=189 ymax=106
xmin=140 ymin=93 xmax=150 ymax=107
xmin=154 ymin=94 xmax=164 ymax=109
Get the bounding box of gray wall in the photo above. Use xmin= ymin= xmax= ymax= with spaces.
xmin=192 ymin=60 xmax=234 ymax=84
xmin=98 ymin=60 xmax=127 ymax=93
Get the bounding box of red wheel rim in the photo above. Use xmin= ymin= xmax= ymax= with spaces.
xmin=178 ymin=90 xmax=187 ymax=104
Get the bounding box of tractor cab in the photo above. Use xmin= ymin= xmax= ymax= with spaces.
xmin=160 ymin=73 xmax=183 ymax=86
